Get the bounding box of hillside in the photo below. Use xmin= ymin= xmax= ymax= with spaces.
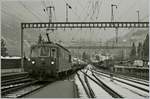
xmin=107 ymin=29 xmax=149 ymax=47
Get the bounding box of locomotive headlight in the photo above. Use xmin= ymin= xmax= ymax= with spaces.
xmin=32 ymin=61 xmax=35 ymax=64
xmin=51 ymin=61 xmax=55 ymax=64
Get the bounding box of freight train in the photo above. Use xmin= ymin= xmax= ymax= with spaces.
xmin=24 ymin=34 xmax=87 ymax=80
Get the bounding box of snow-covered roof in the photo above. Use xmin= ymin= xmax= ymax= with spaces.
xmin=1 ymin=56 xmax=21 ymax=59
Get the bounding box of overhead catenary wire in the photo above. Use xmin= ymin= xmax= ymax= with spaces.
xmin=117 ymin=0 xmax=137 ymax=21
xmin=18 ymin=1 xmax=42 ymax=22
xmin=41 ymin=0 xmax=49 ymax=19
xmin=75 ymin=0 xmax=90 ymax=21
xmin=63 ymin=0 xmax=82 ymax=21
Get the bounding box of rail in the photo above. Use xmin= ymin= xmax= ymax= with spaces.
xmin=93 ymin=70 xmax=149 ymax=93
xmin=81 ymin=71 xmax=123 ymax=98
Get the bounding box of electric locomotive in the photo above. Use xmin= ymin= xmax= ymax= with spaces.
xmin=25 ymin=34 xmax=72 ymax=80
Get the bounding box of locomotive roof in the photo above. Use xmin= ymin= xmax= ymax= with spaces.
xmin=31 ymin=43 xmax=70 ymax=53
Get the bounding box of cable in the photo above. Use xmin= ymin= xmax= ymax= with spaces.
xmin=18 ymin=1 xmax=42 ymax=21
xmin=118 ymin=0 xmax=137 ymax=20
xmin=41 ymin=0 xmax=49 ymax=16
xmin=76 ymin=0 xmax=89 ymax=21
xmin=95 ymin=0 xmax=103 ymax=21
xmin=83 ymin=0 xmax=93 ymax=21
xmin=2 ymin=3 xmax=25 ymax=22
xmin=63 ymin=0 xmax=82 ymax=21
xmin=1 ymin=9 xmax=23 ymax=22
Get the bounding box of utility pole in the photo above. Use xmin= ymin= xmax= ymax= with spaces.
xmin=111 ymin=4 xmax=118 ymax=44
xmin=66 ymin=3 xmax=72 ymax=22
xmin=111 ymin=4 xmax=117 ymax=22
xmin=44 ymin=6 xmax=55 ymax=42
xmin=115 ymin=28 xmax=118 ymax=44
xmin=44 ymin=6 xmax=55 ymax=23
xmin=136 ymin=10 xmax=140 ymax=22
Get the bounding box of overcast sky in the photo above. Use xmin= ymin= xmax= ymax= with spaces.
xmin=1 ymin=0 xmax=149 ymax=43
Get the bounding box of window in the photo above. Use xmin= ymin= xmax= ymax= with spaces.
xmin=51 ymin=48 xmax=57 ymax=58
xmin=40 ymin=46 xmax=49 ymax=57
xmin=31 ymin=47 xmax=39 ymax=57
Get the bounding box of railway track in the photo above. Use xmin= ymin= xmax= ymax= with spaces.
xmin=1 ymin=72 xmax=50 ymax=98
xmin=93 ymin=70 xmax=149 ymax=93
xmin=2 ymin=80 xmax=37 ymax=96
xmin=81 ymin=70 xmax=123 ymax=98
xmin=83 ymin=74 xmax=96 ymax=98
xmin=1 ymin=76 xmax=32 ymax=86
xmin=1 ymin=72 xmax=29 ymax=81
xmin=2 ymin=71 xmax=76 ymax=98
xmin=95 ymin=69 xmax=149 ymax=86
xmin=76 ymin=72 xmax=95 ymax=98
xmin=2 ymin=80 xmax=49 ymax=98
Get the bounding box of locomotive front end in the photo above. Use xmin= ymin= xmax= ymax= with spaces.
xmin=26 ymin=44 xmax=58 ymax=80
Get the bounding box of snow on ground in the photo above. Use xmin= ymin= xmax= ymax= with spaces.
xmin=96 ymin=69 xmax=149 ymax=84
xmin=117 ymin=75 xmax=149 ymax=84
xmin=75 ymin=67 xmax=149 ymax=99
xmin=86 ymin=76 xmax=112 ymax=98
xmin=95 ymin=70 xmax=149 ymax=90
xmin=94 ymin=70 xmax=149 ymax=96
xmin=74 ymin=74 xmax=88 ymax=98
xmin=75 ymin=70 xmax=112 ymax=98
xmin=1 ymin=56 xmax=21 ymax=59
xmin=114 ymin=80 xmax=149 ymax=97
xmin=93 ymin=72 xmax=149 ymax=98
xmin=114 ymin=77 xmax=149 ymax=90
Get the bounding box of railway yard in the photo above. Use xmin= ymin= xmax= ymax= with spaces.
xmin=1 ymin=65 xmax=149 ymax=98
xmin=1 ymin=0 xmax=149 ymax=98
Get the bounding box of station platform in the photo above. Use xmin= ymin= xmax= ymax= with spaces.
xmin=24 ymin=80 xmax=78 ymax=98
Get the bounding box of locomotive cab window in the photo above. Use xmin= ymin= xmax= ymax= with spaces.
xmin=31 ymin=47 xmax=39 ymax=57
xmin=40 ymin=46 xmax=50 ymax=57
